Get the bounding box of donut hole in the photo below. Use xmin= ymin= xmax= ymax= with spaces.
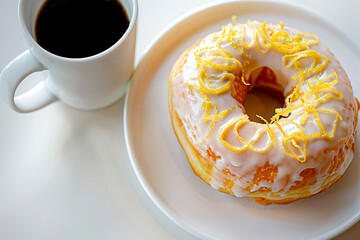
xmin=244 ymin=88 xmax=284 ymax=123
xmin=243 ymin=67 xmax=285 ymax=123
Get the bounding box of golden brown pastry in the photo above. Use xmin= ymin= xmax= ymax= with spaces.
xmin=169 ymin=19 xmax=359 ymax=205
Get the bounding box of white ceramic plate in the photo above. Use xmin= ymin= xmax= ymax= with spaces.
xmin=124 ymin=1 xmax=360 ymax=239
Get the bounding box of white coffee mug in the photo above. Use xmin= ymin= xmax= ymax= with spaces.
xmin=0 ymin=0 xmax=138 ymax=113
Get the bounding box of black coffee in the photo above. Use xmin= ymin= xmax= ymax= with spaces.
xmin=35 ymin=0 xmax=129 ymax=58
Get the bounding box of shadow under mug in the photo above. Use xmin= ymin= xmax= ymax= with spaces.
xmin=0 ymin=0 xmax=138 ymax=113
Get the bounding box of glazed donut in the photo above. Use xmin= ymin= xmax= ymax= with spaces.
xmin=168 ymin=19 xmax=359 ymax=205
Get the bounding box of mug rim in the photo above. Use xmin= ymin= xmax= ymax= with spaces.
xmin=19 ymin=0 xmax=138 ymax=63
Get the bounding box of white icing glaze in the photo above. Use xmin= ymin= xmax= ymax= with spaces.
xmin=171 ymin=21 xmax=358 ymax=200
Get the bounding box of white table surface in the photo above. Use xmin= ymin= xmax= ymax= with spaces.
xmin=0 ymin=0 xmax=359 ymax=239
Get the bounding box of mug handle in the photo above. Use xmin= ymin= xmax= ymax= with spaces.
xmin=0 ymin=50 xmax=57 ymax=113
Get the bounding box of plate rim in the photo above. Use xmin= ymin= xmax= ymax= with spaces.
xmin=124 ymin=0 xmax=360 ymax=239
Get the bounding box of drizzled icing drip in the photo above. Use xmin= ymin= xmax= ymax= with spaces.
xmin=186 ymin=19 xmax=343 ymax=162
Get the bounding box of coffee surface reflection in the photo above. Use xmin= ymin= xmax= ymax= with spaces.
xmin=35 ymin=0 xmax=129 ymax=58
